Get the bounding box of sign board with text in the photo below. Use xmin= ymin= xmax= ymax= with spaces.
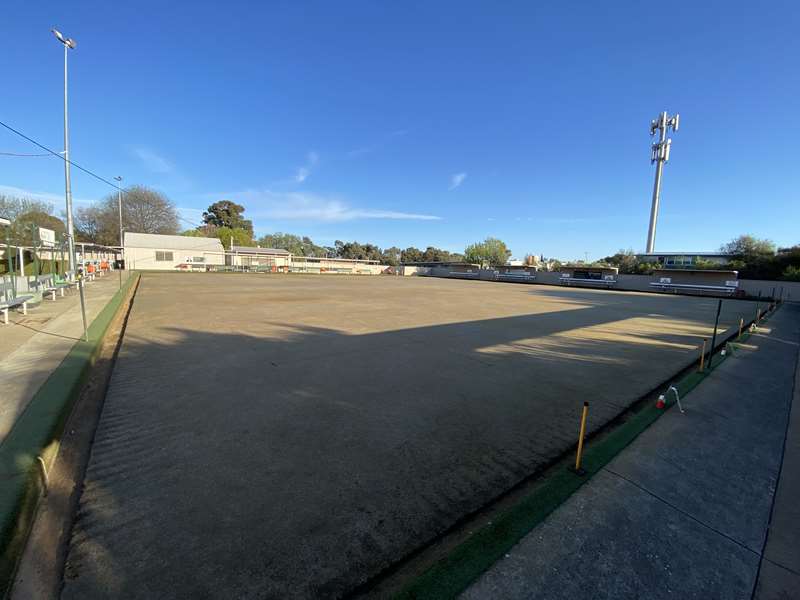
xmin=38 ymin=227 xmax=56 ymax=247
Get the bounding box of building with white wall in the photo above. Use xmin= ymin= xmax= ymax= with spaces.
xmin=123 ymin=232 xmax=225 ymax=270
xmin=229 ymin=246 xmax=292 ymax=270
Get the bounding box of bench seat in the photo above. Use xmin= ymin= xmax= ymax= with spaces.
xmin=497 ymin=273 xmax=537 ymax=282
xmin=0 ymin=294 xmax=33 ymax=324
xmin=650 ymin=282 xmax=737 ymax=295
xmin=560 ymin=277 xmax=617 ymax=287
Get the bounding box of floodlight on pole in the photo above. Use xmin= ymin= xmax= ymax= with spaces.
xmin=53 ymin=26 xmax=88 ymax=341
xmin=645 ymin=111 xmax=679 ymax=254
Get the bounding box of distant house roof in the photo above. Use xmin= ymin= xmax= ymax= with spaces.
xmin=124 ymin=232 xmax=224 ymax=252
xmin=231 ymin=246 xmax=290 ymax=256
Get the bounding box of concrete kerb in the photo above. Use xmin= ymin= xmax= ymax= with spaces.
xmin=392 ymin=301 xmax=781 ymax=600
xmin=0 ymin=272 xmax=141 ymax=598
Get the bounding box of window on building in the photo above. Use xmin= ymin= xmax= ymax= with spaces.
xmin=155 ymin=251 xmax=174 ymax=262
xmin=192 ymin=256 xmax=205 ymax=263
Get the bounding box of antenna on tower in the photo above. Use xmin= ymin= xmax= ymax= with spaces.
xmin=645 ymin=111 xmax=679 ymax=254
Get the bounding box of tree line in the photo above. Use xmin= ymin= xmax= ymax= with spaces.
xmin=181 ymin=199 xmax=506 ymax=267
xmin=601 ymin=235 xmax=800 ymax=281
xmin=6 ymin=187 xmax=796 ymax=280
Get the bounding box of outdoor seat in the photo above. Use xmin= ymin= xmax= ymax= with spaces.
xmin=31 ymin=275 xmax=60 ymax=301
xmin=649 ymin=282 xmax=737 ymax=295
xmin=0 ymin=283 xmax=34 ymax=324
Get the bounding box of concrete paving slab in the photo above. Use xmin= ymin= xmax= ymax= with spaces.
xmin=754 ymin=319 xmax=800 ymax=599
xmin=754 ymin=558 xmax=800 ymax=600
xmin=0 ymin=275 xmax=126 ymax=443
xmin=59 ymin=274 xmax=763 ymax=598
xmin=461 ymin=470 xmax=761 ymax=600
xmin=463 ymin=303 xmax=799 ymax=599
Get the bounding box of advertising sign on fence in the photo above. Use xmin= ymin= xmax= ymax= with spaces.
xmin=38 ymin=227 xmax=56 ymax=247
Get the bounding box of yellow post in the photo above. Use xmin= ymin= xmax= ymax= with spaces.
xmin=574 ymin=402 xmax=589 ymax=473
xmin=699 ymin=339 xmax=707 ymax=372
xmin=738 ymin=317 xmax=743 ymax=338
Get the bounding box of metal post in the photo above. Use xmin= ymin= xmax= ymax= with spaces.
xmin=699 ymin=339 xmax=707 ymax=371
xmin=61 ymin=41 xmax=76 ymax=278
xmin=54 ymin=28 xmax=88 ymax=341
xmin=3 ymin=224 xmax=14 ymax=297
xmin=646 ymin=111 xmax=679 ymax=254
xmin=573 ymin=402 xmax=589 ymax=474
xmin=32 ymin=226 xmax=40 ymax=276
xmin=708 ymin=299 xmax=722 ymax=370
xmin=115 ymin=176 xmax=123 ymax=290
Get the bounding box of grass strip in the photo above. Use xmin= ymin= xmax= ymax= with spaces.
xmin=0 ymin=273 xmax=140 ymax=598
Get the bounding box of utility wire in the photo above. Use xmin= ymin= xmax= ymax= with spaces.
xmin=1 ymin=118 xmax=133 ymax=190
xmin=0 ymin=118 xmax=204 ymax=229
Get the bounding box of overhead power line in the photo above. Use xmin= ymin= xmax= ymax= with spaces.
xmin=0 ymin=118 xmax=131 ymax=190
xmin=0 ymin=118 xmax=204 ymax=229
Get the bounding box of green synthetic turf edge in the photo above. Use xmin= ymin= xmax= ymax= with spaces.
xmin=394 ymin=310 xmax=773 ymax=599
xmin=0 ymin=273 xmax=140 ymax=598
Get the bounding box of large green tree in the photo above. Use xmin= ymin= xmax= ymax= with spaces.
xmin=181 ymin=225 xmax=253 ymax=249
xmin=464 ymin=237 xmax=511 ymax=267
xmin=14 ymin=210 xmax=66 ymax=246
xmin=0 ymin=195 xmax=66 ymax=246
xmin=216 ymin=227 xmax=256 ymax=249
xmin=720 ymin=235 xmax=776 ymax=259
xmin=202 ymin=200 xmax=253 ymax=234
xmin=257 ymin=232 xmax=327 ymax=256
xmin=399 ymin=246 xmax=463 ymax=263
xmin=600 ymin=249 xmax=656 ymax=274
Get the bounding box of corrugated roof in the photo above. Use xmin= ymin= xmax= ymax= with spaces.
xmin=124 ymin=232 xmax=224 ymax=251
xmin=231 ymin=246 xmax=290 ymax=255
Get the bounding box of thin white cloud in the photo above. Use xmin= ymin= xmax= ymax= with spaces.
xmin=133 ymin=148 xmax=174 ymax=174
xmin=293 ymin=151 xmax=319 ymax=183
xmin=206 ymin=189 xmax=441 ymax=222
xmin=345 ymin=146 xmax=376 ymax=158
xmin=346 ymin=129 xmax=408 ymax=158
xmin=449 ymin=172 xmax=467 ymax=190
xmin=0 ymin=184 xmax=97 ymax=208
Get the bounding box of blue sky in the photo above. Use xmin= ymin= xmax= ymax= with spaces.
xmin=1 ymin=1 xmax=798 ymax=260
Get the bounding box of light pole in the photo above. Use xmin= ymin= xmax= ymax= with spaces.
xmin=114 ymin=175 xmax=124 ymax=288
xmin=53 ymin=27 xmax=88 ymax=341
xmin=646 ymin=111 xmax=680 ymax=254
xmin=0 ymin=217 xmax=13 ymax=297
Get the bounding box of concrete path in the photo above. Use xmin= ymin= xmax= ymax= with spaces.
xmin=0 ymin=273 xmax=126 ymax=443
xmin=462 ymin=303 xmax=800 ymax=599
xmin=754 ymin=313 xmax=800 ymax=599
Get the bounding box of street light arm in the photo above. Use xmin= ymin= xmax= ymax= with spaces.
xmin=52 ymin=28 xmax=76 ymax=49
